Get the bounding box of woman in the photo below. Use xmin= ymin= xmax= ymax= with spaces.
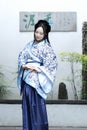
xmin=17 ymin=20 xmax=57 ymax=130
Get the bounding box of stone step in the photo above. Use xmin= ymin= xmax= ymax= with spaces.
xmin=0 ymin=127 xmax=87 ymax=130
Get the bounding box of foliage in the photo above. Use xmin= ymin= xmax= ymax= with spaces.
xmin=60 ymin=52 xmax=82 ymax=63
xmin=0 ymin=65 xmax=9 ymax=98
xmin=0 ymin=65 xmax=17 ymax=99
xmin=81 ymin=54 xmax=87 ymax=99
xmin=60 ymin=52 xmax=87 ymax=100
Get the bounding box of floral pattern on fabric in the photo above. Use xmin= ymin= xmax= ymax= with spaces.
xmin=17 ymin=40 xmax=57 ymax=99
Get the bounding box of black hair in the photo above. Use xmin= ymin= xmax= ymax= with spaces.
xmin=34 ymin=20 xmax=51 ymax=43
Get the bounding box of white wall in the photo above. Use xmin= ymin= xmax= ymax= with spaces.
xmin=0 ymin=0 xmax=87 ymax=100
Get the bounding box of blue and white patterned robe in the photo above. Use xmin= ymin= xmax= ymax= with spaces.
xmin=17 ymin=40 xmax=57 ymax=99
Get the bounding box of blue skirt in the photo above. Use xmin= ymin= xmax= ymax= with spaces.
xmin=21 ymin=81 xmax=49 ymax=130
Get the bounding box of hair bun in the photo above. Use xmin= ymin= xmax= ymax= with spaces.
xmin=37 ymin=20 xmax=51 ymax=33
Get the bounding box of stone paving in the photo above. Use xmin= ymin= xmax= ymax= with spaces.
xmin=0 ymin=127 xmax=87 ymax=130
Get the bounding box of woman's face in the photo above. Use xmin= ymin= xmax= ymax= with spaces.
xmin=34 ymin=27 xmax=44 ymax=42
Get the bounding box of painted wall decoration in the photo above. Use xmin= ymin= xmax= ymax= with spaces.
xmin=20 ymin=12 xmax=77 ymax=32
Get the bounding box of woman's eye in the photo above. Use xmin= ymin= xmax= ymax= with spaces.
xmin=35 ymin=31 xmax=43 ymax=35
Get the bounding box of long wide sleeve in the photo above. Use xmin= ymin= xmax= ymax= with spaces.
xmin=36 ymin=43 xmax=58 ymax=94
xmin=40 ymin=44 xmax=57 ymax=79
xmin=17 ymin=43 xmax=32 ymax=89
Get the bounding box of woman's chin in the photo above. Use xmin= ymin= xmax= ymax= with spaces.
xmin=35 ymin=39 xmax=43 ymax=43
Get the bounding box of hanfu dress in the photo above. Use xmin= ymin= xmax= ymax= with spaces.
xmin=17 ymin=40 xmax=57 ymax=130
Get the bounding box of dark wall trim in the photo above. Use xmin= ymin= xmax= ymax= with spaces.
xmin=0 ymin=100 xmax=87 ymax=104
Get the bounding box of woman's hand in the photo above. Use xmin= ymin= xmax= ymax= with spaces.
xmin=22 ymin=64 xmax=41 ymax=72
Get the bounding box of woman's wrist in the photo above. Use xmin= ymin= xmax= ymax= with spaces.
xmin=22 ymin=64 xmax=26 ymax=69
